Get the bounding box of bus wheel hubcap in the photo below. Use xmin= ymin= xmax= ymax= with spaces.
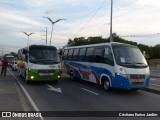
xmin=104 ymin=81 xmax=109 ymax=90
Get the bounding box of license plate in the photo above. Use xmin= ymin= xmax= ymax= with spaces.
xmin=135 ymin=79 xmax=144 ymax=82
xmin=39 ymin=73 xmax=54 ymax=76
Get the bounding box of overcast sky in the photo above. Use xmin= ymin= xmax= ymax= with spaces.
xmin=0 ymin=0 xmax=160 ymax=54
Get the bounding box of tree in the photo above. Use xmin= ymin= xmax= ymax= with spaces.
xmin=67 ymin=36 xmax=107 ymax=46
xmin=10 ymin=52 xmax=17 ymax=57
xmin=152 ymin=44 xmax=160 ymax=59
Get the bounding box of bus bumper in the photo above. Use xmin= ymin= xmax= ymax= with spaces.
xmin=111 ymin=74 xmax=150 ymax=89
xmin=28 ymin=69 xmax=62 ymax=81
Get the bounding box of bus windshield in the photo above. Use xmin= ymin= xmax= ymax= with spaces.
xmin=29 ymin=47 xmax=60 ymax=64
xmin=112 ymin=45 xmax=148 ymax=68
xmin=6 ymin=56 xmax=14 ymax=63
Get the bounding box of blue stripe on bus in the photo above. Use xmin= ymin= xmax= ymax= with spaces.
xmin=65 ymin=62 xmax=113 ymax=84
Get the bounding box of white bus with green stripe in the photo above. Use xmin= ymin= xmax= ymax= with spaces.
xmin=18 ymin=45 xmax=61 ymax=83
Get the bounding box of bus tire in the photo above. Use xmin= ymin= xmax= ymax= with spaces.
xmin=131 ymin=88 xmax=139 ymax=91
xmin=26 ymin=80 xmax=30 ymax=84
xmin=51 ymin=80 xmax=58 ymax=84
xmin=102 ymin=78 xmax=111 ymax=91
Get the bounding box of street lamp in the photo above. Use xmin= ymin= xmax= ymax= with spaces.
xmin=22 ymin=31 xmax=34 ymax=45
xmin=110 ymin=0 xmax=113 ymax=42
xmin=43 ymin=17 xmax=66 ymax=45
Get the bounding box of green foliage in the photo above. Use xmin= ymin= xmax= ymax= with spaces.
xmin=10 ymin=52 xmax=17 ymax=57
xmin=152 ymin=44 xmax=160 ymax=59
xmin=67 ymin=36 xmax=108 ymax=46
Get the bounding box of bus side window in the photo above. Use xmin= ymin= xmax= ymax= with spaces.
xmin=72 ymin=49 xmax=79 ymax=61
xmin=63 ymin=49 xmax=68 ymax=60
xmin=67 ymin=49 xmax=73 ymax=60
xmin=94 ymin=48 xmax=103 ymax=63
xmin=104 ymin=48 xmax=114 ymax=66
xmin=78 ymin=48 xmax=86 ymax=62
xmin=85 ymin=47 xmax=94 ymax=62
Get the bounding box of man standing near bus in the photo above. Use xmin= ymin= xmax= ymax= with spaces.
xmin=1 ymin=57 xmax=8 ymax=76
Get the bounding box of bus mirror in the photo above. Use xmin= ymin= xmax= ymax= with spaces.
xmin=23 ymin=49 xmax=28 ymax=54
xmin=105 ymin=48 xmax=112 ymax=54
xmin=22 ymin=54 xmax=25 ymax=59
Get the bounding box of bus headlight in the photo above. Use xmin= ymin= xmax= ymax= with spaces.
xmin=30 ymin=76 xmax=34 ymax=79
xmin=147 ymin=69 xmax=150 ymax=75
xmin=117 ymin=73 xmax=128 ymax=79
xmin=146 ymin=72 xmax=150 ymax=78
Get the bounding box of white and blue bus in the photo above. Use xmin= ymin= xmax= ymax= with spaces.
xmin=62 ymin=42 xmax=150 ymax=91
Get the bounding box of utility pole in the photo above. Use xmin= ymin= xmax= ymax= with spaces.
xmin=110 ymin=0 xmax=113 ymax=42
xmin=42 ymin=27 xmax=48 ymax=45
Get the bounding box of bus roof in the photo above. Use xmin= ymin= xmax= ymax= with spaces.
xmin=18 ymin=45 xmax=57 ymax=51
xmin=29 ymin=45 xmax=57 ymax=50
xmin=64 ymin=42 xmax=137 ymax=49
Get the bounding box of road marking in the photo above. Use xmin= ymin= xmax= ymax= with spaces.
xmin=8 ymin=70 xmax=44 ymax=120
xmin=46 ymin=84 xmax=62 ymax=93
xmin=81 ymin=88 xmax=99 ymax=95
xmin=150 ymin=83 xmax=160 ymax=87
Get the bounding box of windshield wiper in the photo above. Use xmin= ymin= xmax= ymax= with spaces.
xmin=121 ymin=62 xmax=134 ymax=64
xmin=134 ymin=62 xmax=148 ymax=66
xmin=43 ymin=59 xmax=60 ymax=63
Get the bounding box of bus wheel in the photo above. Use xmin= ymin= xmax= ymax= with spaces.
xmin=131 ymin=88 xmax=139 ymax=91
xmin=102 ymin=79 xmax=111 ymax=91
xmin=26 ymin=80 xmax=30 ymax=84
xmin=50 ymin=80 xmax=58 ymax=84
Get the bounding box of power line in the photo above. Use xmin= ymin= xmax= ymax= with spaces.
xmin=60 ymin=0 xmax=138 ymax=33
xmin=114 ymin=0 xmax=160 ymax=18
xmin=52 ymin=1 xmax=144 ymax=38
xmin=120 ymin=33 xmax=160 ymax=38
xmin=72 ymin=0 xmax=108 ymax=38
xmin=51 ymin=1 xmax=139 ymax=39
xmin=46 ymin=0 xmax=160 ymax=40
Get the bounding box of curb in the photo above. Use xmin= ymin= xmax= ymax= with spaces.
xmin=142 ymin=88 xmax=160 ymax=95
xmin=150 ymin=76 xmax=160 ymax=78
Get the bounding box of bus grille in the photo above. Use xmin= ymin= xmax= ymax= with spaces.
xmin=130 ymin=75 xmax=145 ymax=79
xmin=129 ymin=74 xmax=146 ymax=86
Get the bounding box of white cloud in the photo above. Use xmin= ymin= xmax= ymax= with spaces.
xmin=0 ymin=10 xmax=44 ymax=27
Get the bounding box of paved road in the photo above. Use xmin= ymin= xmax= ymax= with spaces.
xmin=0 ymin=69 xmax=159 ymax=120
xmin=150 ymin=69 xmax=160 ymax=78
xmin=0 ymin=71 xmax=40 ymax=120
xmin=146 ymin=68 xmax=160 ymax=93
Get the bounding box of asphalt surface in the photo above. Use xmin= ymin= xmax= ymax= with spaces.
xmin=0 ymin=67 xmax=160 ymax=120
xmin=144 ymin=68 xmax=160 ymax=94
